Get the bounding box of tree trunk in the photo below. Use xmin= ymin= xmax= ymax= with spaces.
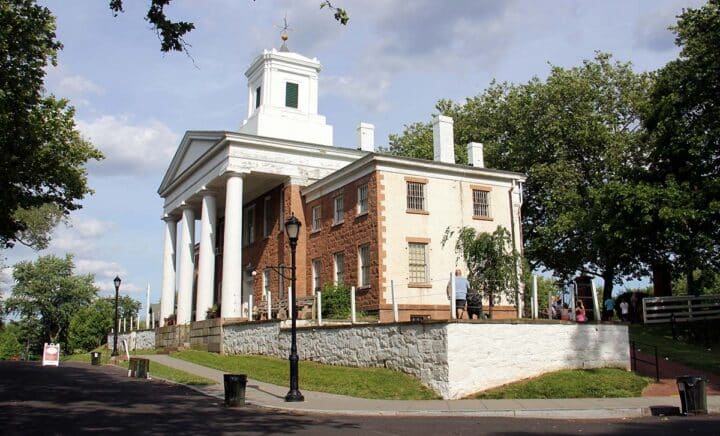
xmin=602 ymin=267 xmax=614 ymax=302
xmin=651 ymin=261 xmax=673 ymax=297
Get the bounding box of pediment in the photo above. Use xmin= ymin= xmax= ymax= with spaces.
xmin=158 ymin=131 xmax=226 ymax=195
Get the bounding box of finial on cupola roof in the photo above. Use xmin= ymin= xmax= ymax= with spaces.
xmin=277 ymin=14 xmax=292 ymax=52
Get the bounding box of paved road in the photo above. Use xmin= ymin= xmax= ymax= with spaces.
xmin=1 ymin=361 xmax=719 ymax=435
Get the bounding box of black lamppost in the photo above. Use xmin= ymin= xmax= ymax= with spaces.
xmin=284 ymin=213 xmax=304 ymax=402
xmin=111 ymin=275 xmax=121 ymax=357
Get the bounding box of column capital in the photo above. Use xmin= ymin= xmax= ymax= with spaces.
xmin=161 ymin=214 xmax=178 ymax=223
xmin=198 ymin=187 xmax=217 ymax=197
xmin=224 ymin=170 xmax=249 ymax=179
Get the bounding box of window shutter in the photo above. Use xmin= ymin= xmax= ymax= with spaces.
xmin=285 ymin=82 xmax=298 ymax=108
xmin=255 ymin=86 xmax=261 ymax=108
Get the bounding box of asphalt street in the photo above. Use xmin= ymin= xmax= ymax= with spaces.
xmin=1 ymin=361 xmax=718 ymax=435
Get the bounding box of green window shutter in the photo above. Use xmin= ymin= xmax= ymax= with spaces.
xmin=285 ymin=82 xmax=298 ymax=108
xmin=255 ymin=86 xmax=261 ymax=108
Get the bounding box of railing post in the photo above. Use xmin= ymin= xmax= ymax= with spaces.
xmin=653 ymin=345 xmax=659 ymax=382
xmin=630 ymin=340 xmax=636 ymax=371
xmin=350 ymin=286 xmax=356 ymax=324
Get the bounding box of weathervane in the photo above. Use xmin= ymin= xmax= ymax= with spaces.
xmin=275 ymin=14 xmax=293 ymax=52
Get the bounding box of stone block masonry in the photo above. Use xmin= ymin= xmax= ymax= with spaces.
xmin=111 ymin=320 xmax=630 ymax=400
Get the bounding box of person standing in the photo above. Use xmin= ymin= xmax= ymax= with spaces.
xmin=603 ymin=297 xmax=615 ymax=321
xmin=620 ymin=299 xmax=629 ymax=322
xmin=575 ymin=300 xmax=586 ymax=323
xmin=448 ymin=269 xmax=469 ymax=319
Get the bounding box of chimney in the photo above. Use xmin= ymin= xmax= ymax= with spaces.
xmin=357 ymin=122 xmax=375 ymax=152
xmin=432 ymin=115 xmax=455 ymax=164
xmin=467 ymin=142 xmax=484 ymax=168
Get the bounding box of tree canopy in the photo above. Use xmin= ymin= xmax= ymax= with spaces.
xmin=4 ymin=255 xmax=98 ymax=352
xmin=0 ymin=0 xmax=103 ymax=249
xmin=108 ymin=0 xmax=349 ymax=55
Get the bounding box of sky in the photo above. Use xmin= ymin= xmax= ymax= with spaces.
xmin=0 ymin=0 xmax=707 ymax=314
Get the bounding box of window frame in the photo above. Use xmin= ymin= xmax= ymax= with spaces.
xmin=358 ymin=244 xmax=370 ymax=287
xmin=263 ymin=269 xmax=270 ymax=301
xmin=312 ymin=258 xmax=322 ymax=293
xmin=333 ymin=194 xmax=344 ymax=224
xmin=245 ymin=205 xmax=256 ymax=245
xmin=407 ymin=242 xmax=429 ymax=285
xmin=471 ymin=185 xmax=493 ymax=220
xmin=357 ymin=184 xmax=369 ymax=215
xmin=311 ymin=205 xmax=321 ymax=232
xmin=334 ymin=252 xmax=345 ymax=285
xmin=405 ymin=177 xmax=428 ymax=214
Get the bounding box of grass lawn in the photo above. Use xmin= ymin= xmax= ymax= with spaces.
xmin=629 ymin=324 xmax=720 ymax=375
xmin=63 ymin=348 xmax=214 ymax=386
xmin=172 ymin=350 xmax=440 ymax=400
xmin=470 ymin=368 xmax=653 ymax=399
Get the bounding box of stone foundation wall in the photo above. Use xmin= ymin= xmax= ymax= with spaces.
xmin=107 ymin=329 xmax=155 ymax=352
xmin=188 ymin=318 xmax=223 ymax=352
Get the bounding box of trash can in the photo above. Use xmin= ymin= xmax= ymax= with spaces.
xmin=128 ymin=357 xmax=150 ymax=379
xmin=224 ymin=374 xmax=247 ymax=407
xmin=676 ymin=375 xmax=708 ymax=415
xmin=91 ymin=352 xmax=101 ymax=366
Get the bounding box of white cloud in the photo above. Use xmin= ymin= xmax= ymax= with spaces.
xmin=45 ymin=217 xmax=115 ymax=256
xmin=78 ymin=115 xmax=179 ymax=176
xmin=323 ymin=74 xmax=391 ymax=112
xmin=58 ymin=75 xmax=104 ymax=96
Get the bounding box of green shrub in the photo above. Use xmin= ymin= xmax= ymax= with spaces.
xmin=320 ymin=283 xmax=352 ymax=319
xmin=0 ymin=324 xmax=23 ymax=360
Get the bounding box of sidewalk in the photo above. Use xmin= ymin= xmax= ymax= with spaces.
xmin=144 ymin=354 xmax=720 ymax=419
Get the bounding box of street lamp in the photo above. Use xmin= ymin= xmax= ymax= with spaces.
xmin=111 ymin=275 xmax=121 ymax=357
xmin=284 ymin=213 xmax=304 ymax=402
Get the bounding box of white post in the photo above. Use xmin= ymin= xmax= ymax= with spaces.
xmin=288 ymin=286 xmax=293 ymax=318
xmin=450 ymin=272 xmax=457 ymax=320
xmin=391 ymin=280 xmax=399 ymax=322
xmin=351 ymin=286 xmax=357 ymax=324
xmin=136 ymin=316 xmax=140 ymax=331
xmin=548 ymin=289 xmax=553 ymax=319
xmin=591 ymin=279 xmax=600 ymax=323
xmin=267 ymin=290 xmax=272 ymax=320
xmin=221 ymin=173 xmax=244 ymax=319
xmin=248 ymin=294 xmax=253 ymax=321
xmin=123 ymin=317 xmax=126 ymax=332
xmin=151 ymin=311 xmax=155 ymax=328
xmin=145 ymin=283 xmax=150 ymax=328
xmin=317 ymin=291 xmax=323 ymax=326
xmin=532 ymin=274 xmax=538 ymax=319
xmin=130 ymin=316 xmax=133 ymax=331
xmin=570 ymin=283 xmax=577 ymax=321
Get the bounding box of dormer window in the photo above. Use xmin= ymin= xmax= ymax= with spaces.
xmin=285 ymin=82 xmax=298 ymax=108
xmin=255 ymin=86 xmax=261 ymax=109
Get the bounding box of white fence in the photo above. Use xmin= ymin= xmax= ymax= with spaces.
xmin=642 ymin=295 xmax=720 ymax=324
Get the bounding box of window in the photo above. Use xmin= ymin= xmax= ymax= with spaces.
xmin=263 ymin=270 xmax=270 ymax=301
xmin=334 ymin=195 xmax=344 ymax=224
xmin=472 ymin=188 xmax=492 ymax=218
xmin=357 ymin=184 xmax=368 ymax=214
xmin=312 ymin=259 xmax=321 ymax=292
xmin=263 ymin=196 xmax=273 ymax=237
xmin=406 ymin=181 xmax=426 ymax=211
xmin=408 ymin=243 xmax=428 ymax=284
xmin=334 ymin=252 xmax=345 ymax=285
xmin=245 ymin=206 xmax=256 ymax=244
xmin=285 ymin=82 xmax=298 ymax=108
xmin=255 ymin=86 xmax=261 ymax=109
xmin=359 ymin=244 xmax=370 ymax=287
xmin=311 ymin=205 xmax=321 ymax=231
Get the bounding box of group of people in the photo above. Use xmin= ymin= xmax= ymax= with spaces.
xmin=549 ymin=297 xmax=587 ymax=322
xmin=448 ymin=269 xmax=484 ymax=320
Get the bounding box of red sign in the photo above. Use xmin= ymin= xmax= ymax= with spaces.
xmin=42 ymin=343 xmax=60 ymax=366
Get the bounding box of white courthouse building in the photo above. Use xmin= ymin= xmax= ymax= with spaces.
xmin=157 ymin=41 xmax=527 ymax=326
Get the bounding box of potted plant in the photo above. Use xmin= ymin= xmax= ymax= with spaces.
xmin=165 ymin=313 xmax=176 ymax=326
xmin=206 ymin=304 xmax=220 ymax=319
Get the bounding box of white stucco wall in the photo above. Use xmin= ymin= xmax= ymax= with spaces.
xmin=108 ymin=330 xmax=156 ymax=352
xmin=380 ymin=169 xmax=516 ymax=306
xmin=446 ymin=323 xmax=630 ymax=398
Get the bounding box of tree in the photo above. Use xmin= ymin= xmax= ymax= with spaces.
xmin=641 ymin=0 xmax=720 ymax=296
xmin=68 ymin=298 xmax=113 ymax=352
xmin=0 ymin=0 xmax=103 ymax=249
xmin=390 ymin=53 xmax=652 ymax=301
xmin=0 ymin=322 xmax=23 ymax=360
xmin=445 ymin=226 xmax=521 ymax=318
xmin=108 ymin=0 xmax=349 ymax=55
xmin=4 ymin=255 xmax=98 ymax=353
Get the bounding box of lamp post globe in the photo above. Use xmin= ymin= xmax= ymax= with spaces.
xmin=284 ymin=213 xmax=304 ymax=402
xmin=111 ymin=275 xmax=121 ymax=357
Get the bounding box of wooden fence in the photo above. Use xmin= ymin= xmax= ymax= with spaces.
xmin=642 ymin=295 xmax=720 ymax=324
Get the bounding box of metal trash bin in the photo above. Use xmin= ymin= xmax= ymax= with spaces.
xmin=676 ymin=375 xmax=708 ymax=415
xmin=128 ymin=357 xmax=150 ymax=379
xmin=91 ymin=352 xmax=101 ymax=366
xmin=224 ymin=374 xmax=247 ymax=407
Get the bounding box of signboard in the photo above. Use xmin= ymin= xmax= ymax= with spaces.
xmin=42 ymin=343 xmax=60 ymax=366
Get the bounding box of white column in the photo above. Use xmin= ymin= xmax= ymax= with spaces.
xmin=177 ymin=205 xmax=195 ymax=325
xmin=221 ymin=173 xmax=244 ymax=319
xmin=160 ymin=216 xmax=177 ymax=327
xmin=196 ymin=190 xmax=217 ymax=321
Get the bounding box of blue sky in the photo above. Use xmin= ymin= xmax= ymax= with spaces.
xmin=0 ymin=0 xmax=705 ymax=312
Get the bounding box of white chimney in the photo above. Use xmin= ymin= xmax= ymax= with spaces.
xmin=357 ymin=122 xmax=375 ymax=152
xmin=467 ymin=142 xmax=484 ymax=168
xmin=432 ymin=115 xmax=455 ymax=164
